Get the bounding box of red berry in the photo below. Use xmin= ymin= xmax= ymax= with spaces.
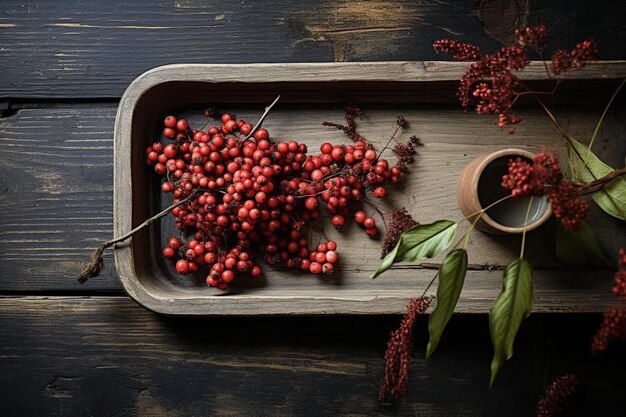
xmin=254 ymin=128 xmax=269 ymax=142
xmin=176 ymin=259 xmax=190 ymax=275
xmin=163 ymin=127 xmax=175 ymax=139
xmin=304 ymin=196 xmax=318 ymax=211
xmin=250 ymin=266 xmax=262 ymax=277
xmin=353 ymin=211 xmax=366 ymax=224
xmin=164 ymin=115 xmax=177 ymax=128
xmin=162 ymin=247 xmax=175 ymax=258
xmin=168 ymin=237 xmax=182 ymax=250
xmin=176 ymin=119 xmax=189 ymax=132
xmin=309 ymin=262 xmax=322 ymax=274
xmin=365 ymin=226 xmax=378 ymax=237
xmin=373 ymin=187 xmax=386 ymax=198
xmin=331 ymin=214 xmax=345 ymax=229
xmin=363 ymin=217 xmax=376 ymax=228
xmin=320 ymin=142 xmax=333 ymax=154
xmin=325 ymin=250 xmax=338 ymax=264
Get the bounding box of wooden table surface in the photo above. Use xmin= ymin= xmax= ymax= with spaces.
xmin=1 ymin=1 xmax=626 ymax=415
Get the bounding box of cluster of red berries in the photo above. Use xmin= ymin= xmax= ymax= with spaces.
xmin=612 ymin=248 xmax=626 ymax=299
xmin=536 ymin=374 xmax=577 ymax=417
xmin=592 ymin=248 xmax=626 ymax=353
xmin=515 ymin=24 xmax=548 ymax=51
xmin=433 ymin=25 xmax=598 ymax=128
xmin=146 ymin=109 xmax=410 ymax=289
xmin=502 ymin=151 xmax=589 ymax=231
xmin=551 ymin=40 xmax=599 ymax=75
xmin=432 ymin=39 xmax=481 ymax=61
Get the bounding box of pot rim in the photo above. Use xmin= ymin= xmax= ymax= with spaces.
xmin=469 ymin=148 xmax=552 ymax=234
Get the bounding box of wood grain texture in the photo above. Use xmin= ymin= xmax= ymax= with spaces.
xmin=112 ymin=63 xmax=625 ymax=314
xmin=0 ymin=105 xmax=120 ymax=291
xmin=0 ymin=0 xmax=625 ymax=97
xmin=0 ymin=296 xmax=624 ymax=417
xmin=0 ymin=95 xmax=623 ymax=304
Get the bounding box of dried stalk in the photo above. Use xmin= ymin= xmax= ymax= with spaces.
xmin=78 ymin=191 xmax=198 ymax=283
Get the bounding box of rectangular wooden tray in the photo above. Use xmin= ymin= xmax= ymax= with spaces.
xmin=114 ymin=62 xmax=626 ymax=315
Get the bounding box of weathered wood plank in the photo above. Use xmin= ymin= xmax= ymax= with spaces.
xmin=0 ymin=105 xmax=119 ymax=291
xmin=0 ymin=0 xmax=625 ymax=97
xmin=1 ymin=103 xmax=623 ymax=306
xmin=0 ymin=296 xmax=624 ymax=416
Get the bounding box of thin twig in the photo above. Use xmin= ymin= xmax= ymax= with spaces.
xmin=585 ymin=78 xmax=626 ymax=168
xmin=78 ymin=191 xmax=199 ymax=283
xmin=519 ymin=196 xmax=534 ymax=259
xmin=576 ymin=166 xmax=626 ymax=195
xmin=243 ymin=95 xmax=281 ymax=141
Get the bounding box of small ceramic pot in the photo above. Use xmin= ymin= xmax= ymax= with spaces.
xmin=457 ymin=149 xmax=552 ymax=234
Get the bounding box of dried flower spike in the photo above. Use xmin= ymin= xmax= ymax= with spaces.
xmin=536 ymin=374 xmax=577 ymax=417
xmin=382 ymin=208 xmax=419 ymax=258
xmin=612 ymin=248 xmax=626 ymax=299
xmin=378 ymin=297 xmax=432 ymax=402
xmin=591 ymin=307 xmax=626 ymax=353
xmin=432 ymin=39 xmax=481 ymax=60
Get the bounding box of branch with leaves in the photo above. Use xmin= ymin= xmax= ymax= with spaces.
xmin=375 ymin=25 xmax=626 ymax=402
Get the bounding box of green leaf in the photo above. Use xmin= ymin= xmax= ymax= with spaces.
xmin=371 ymin=220 xmax=457 ymax=279
xmin=426 ymin=249 xmax=468 ymax=360
xmin=555 ymin=222 xmax=613 ymax=269
xmin=489 ymin=258 xmax=533 ymax=387
xmin=567 ymin=137 xmax=626 ymax=221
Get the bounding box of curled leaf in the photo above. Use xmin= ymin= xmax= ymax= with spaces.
xmin=426 ymin=249 xmax=468 ymax=360
xmin=372 ymin=220 xmax=457 ymax=279
xmin=489 ymin=258 xmax=533 ymax=387
xmin=567 ymin=137 xmax=626 ymax=221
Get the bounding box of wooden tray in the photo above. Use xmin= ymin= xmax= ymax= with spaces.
xmin=113 ymin=62 xmax=626 ymax=315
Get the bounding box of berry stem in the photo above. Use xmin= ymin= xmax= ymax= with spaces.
xmin=376 ymin=123 xmax=403 ymax=162
xmin=455 ymin=194 xmax=512 ymax=225
xmin=362 ymin=195 xmax=389 ymax=231
xmin=462 ymin=210 xmax=484 ymax=250
xmin=243 ymin=95 xmax=281 ymax=141
xmin=586 ymin=78 xmax=626 ymax=168
xmin=519 ymin=196 xmax=534 ymax=259
xmin=576 ymin=167 xmax=626 ymax=195
xmin=419 ymin=235 xmax=465 ymax=298
xmin=78 ymin=190 xmax=200 ymax=283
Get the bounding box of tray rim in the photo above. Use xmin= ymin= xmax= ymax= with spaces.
xmin=113 ymin=61 xmax=626 ymax=315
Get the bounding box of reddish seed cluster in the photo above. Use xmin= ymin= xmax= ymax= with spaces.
xmin=591 ymin=307 xmax=626 ymax=353
xmin=433 ymin=25 xmax=598 ymax=127
xmin=432 ymin=39 xmax=481 ymax=61
xmin=378 ymin=296 xmax=432 ymax=402
xmin=612 ymin=248 xmax=626 ymax=298
xmin=502 ymin=151 xmax=588 ymax=231
xmin=551 ymin=40 xmax=598 ymax=75
xmin=382 ymin=208 xmax=419 ymax=257
xmin=536 ymin=374 xmax=577 ymax=417
xmin=146 ymin=109 xmax=412 ymax=289
xmin=546 ymin=182 xmax=590 ymax=231
xmin=592 ymin=248 xmax=626 ymax=353
xmin=515 ymin=24 xmax=548 ymax=51
xmin=502 ymin=151 xmax=562 ymax=198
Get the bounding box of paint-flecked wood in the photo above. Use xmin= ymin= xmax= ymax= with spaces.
xmin=112 ymin=63 xmax=626 ymax=314
xmin=0 ymin=0 xmax=625 ymax=98
xmin=0 ymin=296 xmax=624 ymax=417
